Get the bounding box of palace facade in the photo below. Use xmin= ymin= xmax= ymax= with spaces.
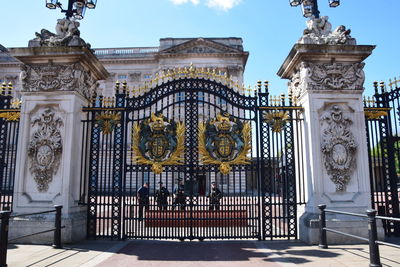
xmin=0 ymin=37 xmax=249 ymax=95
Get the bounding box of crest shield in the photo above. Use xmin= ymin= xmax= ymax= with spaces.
xmin=132 ymin=113 xmax=185 ymax=174
xmin=199 ymin=112 xmax=251 ymax=174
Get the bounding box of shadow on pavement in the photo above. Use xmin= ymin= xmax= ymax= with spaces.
xmin=95 ymin=240 xmax=341 ymax=266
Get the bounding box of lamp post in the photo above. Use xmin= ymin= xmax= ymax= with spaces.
xmin=289 ymin=0 xmax=340 ymax=18
xmin=45 ymin=0 xmax=97 ymax=20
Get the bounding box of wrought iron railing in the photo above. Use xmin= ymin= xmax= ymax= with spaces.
xmin=0 ymin=82 xmax=20 ymax=211
xmin=364 ymin=80 xmax=400 ymax=237
xmin=0 ymin=206 xmax=64 ymax=267
xmin=318 ymin=204 xmax=400 ymax=267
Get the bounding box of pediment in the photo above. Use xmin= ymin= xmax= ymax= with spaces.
xmin=159 ymin=38 xmax=242 ymax=55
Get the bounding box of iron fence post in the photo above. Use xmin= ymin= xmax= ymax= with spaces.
xmin=0 ymin=211 xmax=11 ymax=267
xmin=53 ymin=205 xmax=62 ymax=249
xmin=366 ymin=209 xmax=381 ymax=267
xmin=318 ymin=204 xmax=327 ymax=249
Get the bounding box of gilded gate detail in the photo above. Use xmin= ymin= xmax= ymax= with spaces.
xmin=81 ymin=68 xmax=304 ymax=240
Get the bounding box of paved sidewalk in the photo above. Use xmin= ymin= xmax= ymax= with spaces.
xmin=5 ymin=239 xmax=400 ymax=267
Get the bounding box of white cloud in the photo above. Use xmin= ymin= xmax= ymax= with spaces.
xmin=170 ymin=0 xmax=200 ymax=5
xmin=206 ymin=0 xmax=242 ymax=11
xmin=169 ymin=0 xmax=242 ymax=10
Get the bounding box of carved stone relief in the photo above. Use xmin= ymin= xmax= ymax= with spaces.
xmin=28 ymin=108 xmax=63 ymax=192
xmin=288 ymin=62 xmax=311 ymax=98
xmin=290 ymin=62 xmax=365 ymax=95
xmin=184 ymin=46 xmax=218 ymax=54
xmin=321 ymin=105 xmax=357 ymax=192
xmin=129 ymin=72 xmax=142 ymax=82
xmin=20 ymin=62 xmax=96 ymax=99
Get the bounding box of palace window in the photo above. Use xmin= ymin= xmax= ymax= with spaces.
xmin=218 ymin=97 xmax=227 ymax=105
xmin=176 ymin=92 xmax=185 ymax=103
xmin=118 ymin=74 xmax=128 ymax=80
xmin=198 ymin=91 xmax=204 ymax=101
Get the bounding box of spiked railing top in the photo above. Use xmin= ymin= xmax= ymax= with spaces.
xmin=112 ymin=63 xmax=259 ymax=97
xmin=1 ymin=82 xmax=14 ymax=96
xmin=388 ymin=77 xmax=400 ymax=90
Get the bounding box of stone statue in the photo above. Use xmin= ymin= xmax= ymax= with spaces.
xmin=29 ymin=18 xmax=90 ymax=49
xmin=299 ymin=16 xmax=356 ymax=45
xmin=304 ymin=16 xmax=332 ymax=36
xmin=55 ymin=18 xmax=80 ymax=38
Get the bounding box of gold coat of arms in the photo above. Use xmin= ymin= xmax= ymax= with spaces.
xmin=198 ymin=112 xmax=251 ymax=174
xmin=132 ymin=113 xmax=185 ymax=174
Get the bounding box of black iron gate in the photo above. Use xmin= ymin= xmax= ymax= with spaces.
xmin=365 ymin=80 xmax=400 ymax=236
xmin=0 ymin=82 xmax=20 ymax=211
xmin=82 ymin=69 xmax=303 ymax=240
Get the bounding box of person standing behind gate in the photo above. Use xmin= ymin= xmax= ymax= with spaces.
xmin=155 ymin=182 xmax=170 ymax=211
xmin=173 ymin=178 xmax=186 ymax=211
xmin=208 ymin=182 xmax=222 ymax=211
xmin=137 ymin=182 xmax=149 ymax=221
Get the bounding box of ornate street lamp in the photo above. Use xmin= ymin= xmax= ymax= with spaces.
xmin=45 ymin=0 xmax=97 ymax=20
xmin=289 ymin=0 xmax=340 ymax=18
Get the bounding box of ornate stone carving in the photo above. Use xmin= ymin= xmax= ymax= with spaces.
xmin=28 ymin=108 xmax=63 ymax=192
xmin=29 ymin=18 xmax=90 ymax=48
xmin=161 ymin=38 xmax=241 ymax=54
xmin=290 ymin=62 xmax=365 ymax=94
xmin=289 ymin=65 xmax=304 ymax=98
xmin=298 ymin=16 xmax=356 ymax=45
xmin=288 ymin=62 xmax=313 ymax=97
xmin=308 ymin=62 xmax=365 ymax=91
xmin=20 ymin=62 xmax=96 ymax=99
xmin=321 ymin=105 xmax=357 ymax=191
xmin=129 ymin=72 xmax=142 ymax=82
xmin=185 ymin=46 xmax=218 ymax=54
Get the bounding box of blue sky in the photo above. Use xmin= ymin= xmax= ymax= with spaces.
xmin=1 ymin=0 xmax=399 ymax=96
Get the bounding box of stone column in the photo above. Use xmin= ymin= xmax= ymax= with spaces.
xmin=278 ymin=20 xmax=379 ymax=244
xmin=9 ymin=46 xmax=108 ymax=243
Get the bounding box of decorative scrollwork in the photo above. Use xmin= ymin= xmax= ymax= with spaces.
xmin=95 ymin=112 xmax=121 ymax=135
xmin=198 ymin=112 xmax=251 ymax=174
xmin=132 ymin=113 xmax=185 ymax=174
xmin=0 ymin=112 xmax=20 ymax=121
xmin=263 ymin=111 xmax=290 ymax=133
xmin=321 ymin=105 xmax=357 ymax=192
xmin=364 ymin=110 xmax=388 ymax=120
xmin=28 ymin=108 xmax=63 ymax=192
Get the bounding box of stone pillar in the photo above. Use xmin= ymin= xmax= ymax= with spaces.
xmin=9 ymin=46 xmax=108 ymax=243
xmin=278 ymin=41 xmax=379 ymax=243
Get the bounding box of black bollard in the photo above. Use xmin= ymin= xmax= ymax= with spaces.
xmin=366 ymin=210 xmax=381 ymax=267
xmin=0 ymin=211 xmax=11 ymax=267
xmin=53 ymin=205 xmax=62 ymax=249
xmin=318 ymin=204 xmax=327 ymax=249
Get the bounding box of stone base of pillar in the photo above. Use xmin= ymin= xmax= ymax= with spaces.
xmin=299 ymin=211 xmax=385 ymax=245
xmin=8 ymin=209 xmax=86 ymax=244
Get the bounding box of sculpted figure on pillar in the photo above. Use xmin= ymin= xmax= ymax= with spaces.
xmin=299 ymin=16 xmax=356 ymax=45
xmin=29 ymin=18 xmax=90 ymax=48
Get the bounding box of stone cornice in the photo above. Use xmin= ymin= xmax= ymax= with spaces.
xmin=9 ymin=46 xmax=109 ymax=80
xmin=277 ymin=44 xmax=375 ymax=79
xmin=98 ymin=51 xmax=249 ymax=67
